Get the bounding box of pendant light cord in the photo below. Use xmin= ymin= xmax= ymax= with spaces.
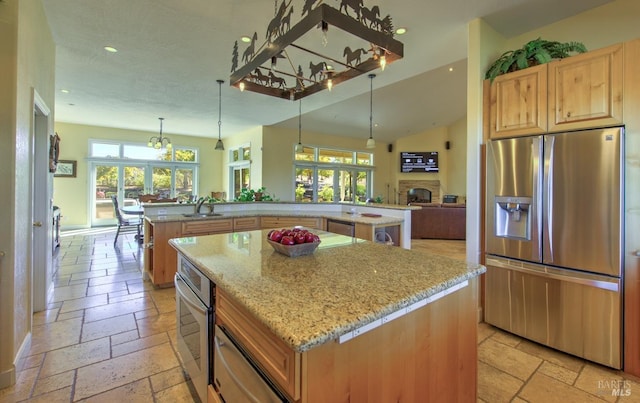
xmin=217 ymin=80 xmax=223 ymax=140
xmin=369 ymin=74 xmax=374 ymax=140
xmin=298 ymin=99 xmax=302 ymax=143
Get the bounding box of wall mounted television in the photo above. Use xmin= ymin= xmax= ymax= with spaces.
xmin=400 ymin=151 xmax=439 ymax=173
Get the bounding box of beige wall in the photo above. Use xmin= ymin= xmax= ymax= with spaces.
xmin=53 ymin=122 xmax=223 ymax=227
xmin=392 ymin=118 xmax=467 ymax=203
xmin=0 ymin=0 xmax=55 ymax=388
xmin=261 ymin=126 xmax=394 ymax=203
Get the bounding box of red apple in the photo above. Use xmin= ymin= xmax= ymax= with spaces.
xmin=269 ymin=230 xmax=283 ymax=243
xmin=294 ymin=233 xmax=306 ymax=244
xmin=280 ymin=235 xmax=295 ymax=245
xmin=312 ymin=235 xmax=321 ymax=243
xmin=304 ymin=232 xmax=315 ymax=243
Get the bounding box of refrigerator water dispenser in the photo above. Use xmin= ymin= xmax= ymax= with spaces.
xmin=494 ymin=196 xmax=532 ymax=240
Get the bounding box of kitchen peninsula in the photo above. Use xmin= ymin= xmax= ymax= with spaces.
xmin=143 ymin=202 xmax=417 ymax=286
xmin=170 ymin=230 xmax=485 ymax=402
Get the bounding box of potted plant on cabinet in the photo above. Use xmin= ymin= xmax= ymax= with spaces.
xmin=485 ymin=38 xmax=587 ymax=83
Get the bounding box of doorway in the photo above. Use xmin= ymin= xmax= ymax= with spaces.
xmin=32 ymin=90 xmax=53 ymax=312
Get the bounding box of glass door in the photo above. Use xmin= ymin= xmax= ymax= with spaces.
xmin=92 ymin=163 xmax=119 ymax=226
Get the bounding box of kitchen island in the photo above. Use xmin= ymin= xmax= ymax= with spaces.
xmin=170 ymin=229 xmax=485 ymax=402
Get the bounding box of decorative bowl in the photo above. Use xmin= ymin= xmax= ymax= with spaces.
xmin=267 ymin=239 xmax=320 ymax=257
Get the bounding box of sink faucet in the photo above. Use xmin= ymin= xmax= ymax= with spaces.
xmin=195 ymin=197 xmax=206 ymax=214
xmin=195 ymin=197 xmax=213 ymax=214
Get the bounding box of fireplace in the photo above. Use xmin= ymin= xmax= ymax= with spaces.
xmin=407 ymin=188 xmax=432 ymax=204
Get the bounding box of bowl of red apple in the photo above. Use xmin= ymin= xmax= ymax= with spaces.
xmin=266 ymin=227 xmax=321 ymax=257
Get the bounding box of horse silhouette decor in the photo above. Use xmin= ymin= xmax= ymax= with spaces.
xmin=230 ymin=2 xmax=403 ymax=100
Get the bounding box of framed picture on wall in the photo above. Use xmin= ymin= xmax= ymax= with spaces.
xmin=54 ymin=160 xmax=77 ymax=178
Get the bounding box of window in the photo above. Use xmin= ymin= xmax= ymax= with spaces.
xmin=294 ymin=146 xmax=374 ymax=203
xmin=89 ymin=140 xmax=200 ymax=226
xmin=229 ymin=144 xmax=251 ymax=199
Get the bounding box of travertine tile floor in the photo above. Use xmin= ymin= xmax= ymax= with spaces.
xmin=1 ymin=232 xmax=639 ymax=402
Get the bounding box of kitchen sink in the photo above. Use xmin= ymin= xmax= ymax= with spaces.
xmin=182 ymin=213 xmax=222 ymax=218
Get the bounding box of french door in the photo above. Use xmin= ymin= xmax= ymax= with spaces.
xmin=91 ymin=162 xmax=195 ymax=226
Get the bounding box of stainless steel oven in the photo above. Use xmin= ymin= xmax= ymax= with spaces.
xmin=175 ymin=255 xmax=214 ymax=402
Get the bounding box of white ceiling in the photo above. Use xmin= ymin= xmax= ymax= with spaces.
xmin=41 ymin=0 xmax=612 ymax=144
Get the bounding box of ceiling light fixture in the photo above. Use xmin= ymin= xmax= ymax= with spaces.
xmin=366 ymin=74 xmax=376 ymax=149
xmin=230 ymin=3 xmax=403 ymax=100
xmin=215 ymin=79 xmax=225 ymax=151
xmin=148 ymin=117 xmax=172 ymax=150
xmin=104 ymin=46 xmax=118 ymax=53
xmin=395 ymin=27 xmax=407 ymax=35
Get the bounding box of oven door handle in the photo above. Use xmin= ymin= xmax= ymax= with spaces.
xmin=175 ymin=274 xmax=208 ymax=315
xmin=214 ymin=333 xmax=262 ymax=403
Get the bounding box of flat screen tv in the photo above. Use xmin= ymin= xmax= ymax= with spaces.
xmin=400 ymin=151 xmax=439 ymax=173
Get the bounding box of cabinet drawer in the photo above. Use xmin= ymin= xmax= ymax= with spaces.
xmin=261 ymin=216 xmax=321 ymax=230
xmin=181 ymin=219 xmax=233 ymax=235
xmin=216 ymin=290 xmax=300 ymax=401
xmin=233 ymin=216 xmax=260 ymax=231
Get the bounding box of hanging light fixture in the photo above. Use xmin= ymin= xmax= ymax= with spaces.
xmin=215 ymin=79 xmax=225 ymax=151
xmin=229 ymin=4 xmax=403 ymax=100
xmin=295 ymin=99 xmax=304 ymax=153
xmin=366 ymin=74 xmax=376 ymax=149
xmin=148 ymin=117 xmax=172 ymax=150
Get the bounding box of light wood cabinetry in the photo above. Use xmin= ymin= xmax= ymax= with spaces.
xmin=354 ymin=222 xmax=401 ymax=246
xmin=233 ymin=216 xmax=260 ymax=231
xmin=217 ymin=289 xmax=301 ymax=401
xmin=207 ymin=384 xmax=222 ymax=403
xmin=216 ymin=279 xmax=478 ymax=402
xmin=260 ymin=216 xmax=322 ymax=230
xmin=181 ymin=219 xmax=233 ymax=236
xmin=487 ymin=42 xmax=624 ymax=139
xmin=489 ymin=63 xmax=548 ymax=139
xmin=144 ymin=220 xmax=181 ymax=286
xmin=548 ymin=43 xmax=623 ymax=132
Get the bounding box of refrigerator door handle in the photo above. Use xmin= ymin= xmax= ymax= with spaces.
xmin=544 ymin=135 xmax=555 ymax=263
xmin=486 ymin=256 xmax=619 ymax=292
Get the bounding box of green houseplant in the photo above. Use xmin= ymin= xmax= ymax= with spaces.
xmin=485 ymin=38 xmax=587 ymax=82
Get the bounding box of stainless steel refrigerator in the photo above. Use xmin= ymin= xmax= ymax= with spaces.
xmin=485 ymin=127 xmax=624 ymax=369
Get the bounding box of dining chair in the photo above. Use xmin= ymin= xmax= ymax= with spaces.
xmin=111 ymin=196 xmax=142 ymax=245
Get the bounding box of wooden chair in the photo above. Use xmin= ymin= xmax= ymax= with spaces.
xmin=111 ymin=196 xmax=142 ymax=245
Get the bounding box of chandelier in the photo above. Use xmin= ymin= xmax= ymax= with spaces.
xmin=230 ymin=2 xmax=403 ymax=100
xmin=147 ymin=117 xmax=172 ymax=150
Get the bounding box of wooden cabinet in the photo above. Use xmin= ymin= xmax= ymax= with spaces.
xmin=216 ymin=289 xmax=301 ymax=401
xmin=233 ymin=216 xmax=260 ymax=231
xmin=354 ymin=222 xmax=401 ymax=246
xmin=487 ymin=42 xmax=623 ymax=139
xmin=548 ymin=43 xmax=623 ymax=132
xmin=260 ymin=216 xmax=322 ymax=230
xmin=144 ymin=220 xmax=181 ymax=286
xmin=489 ymin=63 xmax=548 ymax=139
xmin=182 ymin=219 xmax=233 ymax=236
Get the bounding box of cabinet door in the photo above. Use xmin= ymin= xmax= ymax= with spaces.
xmin=548 ymin=43 xmax=623 ymax=132
xmin=148 ymin=221 xmax=182 ymax=285
xmin=489 ymin=63 xmax=547 ymax=139
xmin=233 ymin=216 xmax=260 ymax=231
xmin=260 ymin=216 xmax=321 ymax=230
xmin=182 ymin=219 xmax=233 ymax=235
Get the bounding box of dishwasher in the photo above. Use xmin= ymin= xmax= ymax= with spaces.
xmin=326 ymin=219 xmax=355 ymax=236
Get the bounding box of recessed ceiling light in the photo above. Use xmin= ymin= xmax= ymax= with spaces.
xmin=60 ymin=89 xmax=69 ymax=93
xmin=395 ymin=27 xmax=407 ymax=35
xmin=448 ymin=67 xmax=454 ymax=72
xmin=104 ymin=46 xmax=118 ymax=53
xmin=241 ymin=36 xmax=251 ymax=43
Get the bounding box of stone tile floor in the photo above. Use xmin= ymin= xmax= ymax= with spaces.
xmin=0 ymin=232 xmax=639 ymax=402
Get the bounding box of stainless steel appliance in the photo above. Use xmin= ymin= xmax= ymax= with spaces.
xmin=214 ymin=325 xmax=285 ymax=402
xmin=327 ymin=219 xmax=355 ymax=237
xmin=485 ymin=127 xmax=623 ymax=369
xmin=175 ymin=255 xmax=214 ymax=402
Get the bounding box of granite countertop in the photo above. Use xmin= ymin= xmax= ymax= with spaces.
xmin=146 ymin=209 xmax=405 ymax=225
xmin=170 ymin=229 xmax=485 ymax=352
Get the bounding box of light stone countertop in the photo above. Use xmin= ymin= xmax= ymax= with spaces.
xmin=145 ymin=209 xmax=405 ymax=225
xmin=170 ymin=229 xmax=485 ymax=352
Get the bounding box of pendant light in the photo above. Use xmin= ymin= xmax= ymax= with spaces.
xmin=148 ymin=117 xmax=172 ymax=150
xmin=366 ymin=74 xmax=376 ymax=149
xmin=295 ymin=99 xmax=304 ymax=153
xmin=215 ymin=79 xmax=225 ymax=151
